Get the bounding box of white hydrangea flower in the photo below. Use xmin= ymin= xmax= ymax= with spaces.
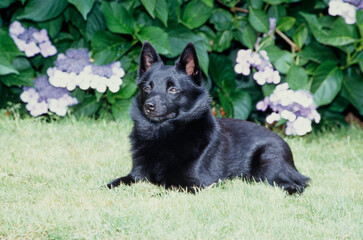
xmin=20 ymin=88 xmax=39 ymax=103
xmin=235 ymin=49 xmax=281 ymax=86
xmin=48 ymin=98 xmax=67 ymax=116
xmin=328 ymin=0 xmax=357 ymax=24
xmin=266 ymin=112 xmax=281 ymax=124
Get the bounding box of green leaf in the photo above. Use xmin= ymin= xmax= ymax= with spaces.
xmin=300 ymin=42 xmax=337 ymax=64
xmin=248 ymin=7 xmax=269 ymax=33
xmin=341 ymin=69 xmax=363 ymax=115
xmin=155 ymin=0 xmax=168 ymax=27
xmin=167 ymin=24 xmax=204 ymax=57
xmin=262 ymin=83 xmax=276 ymax=97
xmin=111 ymin=99 xmax=132 ymax=120
xmin=324 ymin=18 xmax=359 ymax=46
xmin=240 ymin=25 xmax=257 ymax=49
xmin=210 ymin=9 xmax=233 ymax=31
xmin=230 ymin=90 xmax=252 ymax=120
xmin=248 ymin=0 xmax=263 ymax=9
xmin=263 ymin=0 xmax=284 ymax=4
xmin=182 ymin=0 xmax=213 ymax=29
xmin=201 ymin=0 xmax=214 ymax=7
xmin=91 ymin=31 xmax=132 ymax=65
xmin=107 ymin=75 xmax=137 ymax=103
xmin=267 ymin=4 xmax=286 ymax=19
xmin=194 ymin=43 xmax=209 ymax=77
xmin=218 ymin=90 xmax=233 ymax=117
xmin=73 ymin=95 xmax=102 ymax=117
xmin=311 ymin=61 xmax=343 ymax=106
xmin=38 ymin=15 xmax=64 ymax=39
xmin=292 ymin=24 xmax=308 ymax=50
xmin=0 ymin=29 xmax=24 ymax=60
xmin=140 ymin=0 xmax=156 ymax=18
xmin=328 ymin=94 xmax=349 ymax=113
xmin=301 ymin=13 xmax=358 ymax=47
xmin=0 ymin=56 xmax=18 ymax=75
xmin=0 ymin=0 xmax=15 ymax=9
xmin=213 ymin=30 xmax=233 ymax=52
xmin=17 ymin=0 xmax=68 ymax=22
xmin=85 ymin=3 xmax=106 ymax=40
xmin=0 ymin=58 xmax=34 ymax=87
xmin=209 ymin=54 xmax=236 ymax=90
xmin=68 ymin=0 xmax=95 ymax=20
xmin=264 ymin=45 xmax=292 ymax=74
xmin=101 ymin=1 xmax=135 ymax=35
xmin=286 ymin=65 xmax=309 ymax=91
xmin=357 ymin=53 xmax=363 ymax=73
xmin=276 ymin=17 xmax=295 ymax=32
xmin=356 ymin=11 xmax=363 ymax=37
xmin=137 ymin=26 xmax=170 ymax=55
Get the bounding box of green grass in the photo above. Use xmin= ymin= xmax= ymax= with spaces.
xmin=0 ymin=117 xmax=362 ymax=240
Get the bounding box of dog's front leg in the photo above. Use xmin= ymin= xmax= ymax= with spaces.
xmin=106 ymin=174 xmax=135 ymax=189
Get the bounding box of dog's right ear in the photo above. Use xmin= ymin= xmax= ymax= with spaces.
xmin=138 ymin=41 xmax=161 ymax=77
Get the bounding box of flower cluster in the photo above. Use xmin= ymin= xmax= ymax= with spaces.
xmin=256 ymin=83 xmax=321 ymax=136
xmin=9 ymin=21 xmax=57 ymax=58
xmin=328 ymin=0 xmax=363 ymax=24
xmin=235 ymin=49 xmax=281 ymax=85
xmin=20 ymin=76 xmax=78 ymax=117
xmin=47 ymin=49 xmax=124 ymax=93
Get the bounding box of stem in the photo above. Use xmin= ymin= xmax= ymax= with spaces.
xmin=232 ymin=7 xmax=249 ymax=13
xmin=216 ymin=0 xmax=249 ymax=14
xmin=275 ymin=29 xmax=298 ymax=52
xmin=255 ymin=36 xmax=273 ymax=52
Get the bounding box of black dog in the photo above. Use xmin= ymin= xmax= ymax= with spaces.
xmin=107 ymin=42 xmax=309 ymax=194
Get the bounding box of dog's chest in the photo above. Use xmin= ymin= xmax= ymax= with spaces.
xmin=134 ymin=140 xmax=201 ymax=186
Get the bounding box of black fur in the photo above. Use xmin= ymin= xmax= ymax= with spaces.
xmin=107 ymin=41 xmax=310 ymax=194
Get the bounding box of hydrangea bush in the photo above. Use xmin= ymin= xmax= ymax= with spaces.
xmin=0 ymin=0 xmax=362 ymax=135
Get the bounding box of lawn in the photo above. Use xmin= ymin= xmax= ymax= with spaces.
xmin=0 ymin=116 xmax=362 ymax=239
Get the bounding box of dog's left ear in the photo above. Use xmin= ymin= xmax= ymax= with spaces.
xmin=138 ymin=41 xmax=162 ymax=77
xmin=177 ymin=42 xmax=201 ymax=85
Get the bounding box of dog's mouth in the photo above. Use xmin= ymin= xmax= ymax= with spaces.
xmin=144 ymin=109 xmax=177 ymax=122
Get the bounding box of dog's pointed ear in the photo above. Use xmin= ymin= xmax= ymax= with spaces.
xmin=138 ymin=41 xmax=162 ymax=77
xmin=177 ymin=42 xmax=201 ymax=85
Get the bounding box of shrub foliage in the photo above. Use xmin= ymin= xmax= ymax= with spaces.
xmin=0 ymin=0 xmax=362 ymax=127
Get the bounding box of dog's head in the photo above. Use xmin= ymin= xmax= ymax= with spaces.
xmin=135 ymin=42 xmax=208 ymax=123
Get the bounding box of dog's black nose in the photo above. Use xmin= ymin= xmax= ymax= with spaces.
xmin=145 ymin=102 xmax=155 ymax=112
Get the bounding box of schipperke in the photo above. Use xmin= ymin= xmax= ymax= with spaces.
xmin=107 ymin=41 xmax=310 ymax=194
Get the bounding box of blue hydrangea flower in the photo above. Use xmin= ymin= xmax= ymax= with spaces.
xmin=9 ymin=21 xmax=57 ymax=58
xmin=20 ymin=76 xmax=78 ymax=117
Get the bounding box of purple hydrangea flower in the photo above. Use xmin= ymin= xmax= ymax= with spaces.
xmin=235 ymin=49 xmax=281 ymax=85
xmin=20 ymin=76 xmax=78 ymax=117
xmin=256 ymin=83 xmax=320 ymax=136
xmin=345 ymin=0 xmax=363 ymax=9
xmin=267 ymin=18 xmax=277 ymax=36
xmin=9 ymin=21 xmax=57 ymax=58
xmin=48 ymin=49 xmax=124 ymax=93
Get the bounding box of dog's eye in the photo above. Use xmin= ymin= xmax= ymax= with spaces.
xmin=168 ymin=87 xmax=179 ymax=93
xmin=143 ymin=86 xmax=151 ymax=92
